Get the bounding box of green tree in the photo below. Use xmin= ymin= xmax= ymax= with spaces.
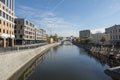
xmin=100 ymin=36 xmax=106 ymax=44
xmin=76 ymin=39 xmax=80 ymax=43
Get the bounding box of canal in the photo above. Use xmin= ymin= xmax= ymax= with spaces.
xmin=28 ymin=41 xmax=113 ymax=80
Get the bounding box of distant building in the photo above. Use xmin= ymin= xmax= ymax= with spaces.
xmin=40 ymin=29 xmax=47 ymax=41
xmin=79 ymin=30 xmax=91 ymax=39
xmin=35 ymin=28 xmax=43 ymax=43
xmin=91 ymin=33 xmax=110 ymax=45
xmin=14 ymin=18 xmax=36 ymax=45
xmin=0 ymin=0 xmax=15 ymax=48
xmin=105 ymin=24 xmax=120 ymax=45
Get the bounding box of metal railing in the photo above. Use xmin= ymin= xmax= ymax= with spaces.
xmin=0 ymin=43 xmax=47 ymax=53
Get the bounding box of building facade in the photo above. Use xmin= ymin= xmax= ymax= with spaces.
xmin=35 ymin=28 xmax=43 ymax=43
xmin=105 ymin=25 xmax=120 ymax=45
xmin=14 ymin=18 xmax=36 ymax=45
xmin=91 ymin=33 xmax=110 ymax=45
xmin=15 ymin=18 xmax=48 ymax=45
xmin=79 ymin=30 xmax=91 ymax=39
xmin=40 ymin=29 xmax=47 ymax=41
xmin=0 ymin=0 xmax=15 ymax=48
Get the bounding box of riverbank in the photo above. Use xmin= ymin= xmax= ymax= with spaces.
xmin=72 ymin=42 xmax=120 ymax=65
xmin=0 ymin=42 xmax=61 ymax=80
xmin=73 ymin=42 xmax=120 ymax=60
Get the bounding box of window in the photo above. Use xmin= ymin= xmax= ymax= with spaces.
xmin=15 ymin=30 xmax=16 ymax=33
xmin=9 ymin=16 xmax=11 ymax=21
xmin=15 ymin=25 xmax=16 ymax=29
xmin=21 ymin=25 xmax=22 ymax=29
xmin=7 ymin=30 xmax=8 ymax=34
xmin=7 ymin=23 xmax=8 ymax=26
xmin=3 ymin=12 xmax=5 ymax=18
xmin=14 ymin=21 xmax=17 ymax=24
xmin=10 ymin=24 xmax=11 ymax=28
xmin=3 ymin=6 xmax=5 ymax=10
xmin=3 ymin=21 xmax=5 ymax=25
xmin=3 ymin=29 xmax=5 ymax=33
xmin=18 ymin=21 xmax=20 ymax=24
xmin=26 ymin=21 xmax=28 ymax=25
xmin=20 ymin=35 xmax=22 ymax=38
xmin=6 ymin=14 xmax=8 ymax=20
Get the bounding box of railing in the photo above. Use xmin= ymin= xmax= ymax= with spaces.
xmin=0 ymin=43 xmax=47 ymax=53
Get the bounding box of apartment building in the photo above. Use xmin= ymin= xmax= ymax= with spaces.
xmin=79 ymin=30 xmax=91 ymax=39
xmin=14 ymin=18 xmax=36 ymax=45
xmin=15 ymin=18 xmax=48 ymax=45
xmin=0 ymin=0 xmax=15 ymax=48
xmin=35 ymin=28 xmax=43 ymax=43
xmin=40 ymin=29 xmax=47 ymax=41
xmin=105 ymin=24 xmax=120 ymax=45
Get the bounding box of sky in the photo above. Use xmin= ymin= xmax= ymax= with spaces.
xmin=15 ymin=0 xmax=120 ymax=37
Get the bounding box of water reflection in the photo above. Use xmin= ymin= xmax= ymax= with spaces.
xmin=25 ymin=41 xmax=118 ymax=80
xmin=18 ymin=54 xmax=46 ymax=80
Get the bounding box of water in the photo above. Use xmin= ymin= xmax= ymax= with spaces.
xmin=28 ymin=41 xmax=113 ymax=80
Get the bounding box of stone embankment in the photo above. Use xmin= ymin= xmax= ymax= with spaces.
xmin=73 ymin=42 xmax=120 ymax=60
xmin=90 ymin=46 xmax=120 ymax=60
xmin=0 ymin=43 xmax=60 ymax=80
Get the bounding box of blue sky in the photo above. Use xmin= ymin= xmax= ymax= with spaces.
xmin=15 ymin=0 xmax=120 ymax=37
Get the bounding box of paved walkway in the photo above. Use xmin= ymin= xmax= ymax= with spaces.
xmin=0 ymin=43 xmax=60 ymax=80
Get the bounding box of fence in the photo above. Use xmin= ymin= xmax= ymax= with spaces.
xmin=0 ymin=43 xmax=47 ymax=53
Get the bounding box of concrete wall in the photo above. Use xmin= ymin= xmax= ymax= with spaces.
xmin=0 ymin=43 xmax=60 ymax=80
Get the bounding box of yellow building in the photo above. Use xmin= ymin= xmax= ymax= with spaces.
xmin=0 ymin=0 xmax=15 ymax=48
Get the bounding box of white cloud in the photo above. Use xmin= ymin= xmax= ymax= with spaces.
xmin=91 ymin=28 xmax=105 ymax=34
xmin=16 ymin=5 xmax=79 ymax=37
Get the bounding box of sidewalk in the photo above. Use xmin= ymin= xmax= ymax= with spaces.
xmin=0 ymin=43 xmax=60 ymax=80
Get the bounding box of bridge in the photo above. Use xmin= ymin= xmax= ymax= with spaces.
xmin=61 ymin=40 xmax=72 ymax=45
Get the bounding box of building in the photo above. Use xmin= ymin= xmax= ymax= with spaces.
xmin=79 ymin=30 xmax=91 ymax=39
xmin=14 ymin=18 xmax=36 ymax=45
xmin=40 ymin=29 xmax=47 ymax=41
xmin=35 ymin=28 xmax=43 ymax=43
xmin=105 ymin=24 xmax=120 ymax=45
xmin=15 ymin=18 xmax=48 ymax=45
xmin=0 ymin=0 xmax=15 ymax=48
xmin=91 ymin=33 xmax=110 ymax=45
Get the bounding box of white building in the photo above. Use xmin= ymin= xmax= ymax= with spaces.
xmin=15 ymin=18 xmax=36 ymax=45
xmin=91 ymin=33 xmax=110 ymax=45
xmin=105 ymin=24 xmax=120 ymax=45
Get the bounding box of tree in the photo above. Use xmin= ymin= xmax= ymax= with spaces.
xmin=53 ymin=34 xmax=59 ymax=42
xmin=76 ymin=38 xmax=80 ymax=43
xmin=100 ymin=36 xmax=106 ymax=44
